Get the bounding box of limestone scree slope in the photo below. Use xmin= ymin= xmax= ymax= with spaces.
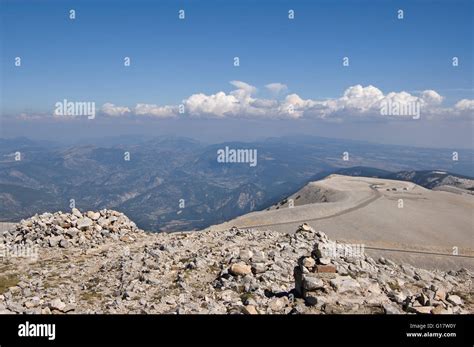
xmin=0 ymin=208 xmax=472 ymax=314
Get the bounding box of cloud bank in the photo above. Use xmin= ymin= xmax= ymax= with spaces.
xmin=17 ymin=82 xmax=473 ymax=122
xmin=100 ymin=82 xmax=472 ymax=121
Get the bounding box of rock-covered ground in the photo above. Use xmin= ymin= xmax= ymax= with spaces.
xmin=0 ymin=210 xmax=472 ymax=314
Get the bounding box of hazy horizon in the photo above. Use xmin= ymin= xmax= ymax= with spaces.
xmin=2 ymin=118 xmax=474 ymax=150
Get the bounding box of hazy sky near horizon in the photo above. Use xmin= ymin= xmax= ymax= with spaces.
xmin=1 ymin=0 xmax=473 ymax=148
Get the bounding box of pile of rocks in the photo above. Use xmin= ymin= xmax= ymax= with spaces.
xmin=293 ymin=225 xmax=471 ymax=314
xmin=1 ymin=208 xmax=143 ymax=249
xmin=0 ymin=217 xmax=471 ymax=315
xmin=402 ymin=284 xmax=465 ymax=314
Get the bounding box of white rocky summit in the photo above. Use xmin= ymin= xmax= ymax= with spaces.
xmin=0 ymin=212 xmax=472 ymax=315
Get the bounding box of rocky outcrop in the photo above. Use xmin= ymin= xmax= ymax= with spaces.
xmin=293 ymin=224 xmax=471 ymax=314
xmin=0 ymin=213 xmax=472 ymax=315
xmin=1 ymin=209 xmax=144 ymax=250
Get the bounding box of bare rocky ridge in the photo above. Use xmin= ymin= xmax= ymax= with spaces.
xmin=0 ymin=211 xmax=472 ymax=314
xmin=210 ymin=175 xmax=474 ymax=271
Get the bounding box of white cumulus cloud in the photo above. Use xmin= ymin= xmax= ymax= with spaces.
xmin=265 ymin=82 xmax=288 ymax=94
xmin=92 ymin=83 xmax=474 ymax=121
xmin=101 ymin=103 xmax=130 ymax=116
xmin=134 ymin=104 xmax=177 ymax=118
xmin=454 ymin=99 xmax=474 ymax=111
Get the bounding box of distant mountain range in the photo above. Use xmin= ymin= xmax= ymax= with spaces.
xmin=0 ymin=136 xmax=472 ymax=231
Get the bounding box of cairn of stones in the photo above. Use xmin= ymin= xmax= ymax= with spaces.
xmin=1 ymin=208 xmax=144 ymax=249
xmin=293 ymin=223 xmax=470 ymax=314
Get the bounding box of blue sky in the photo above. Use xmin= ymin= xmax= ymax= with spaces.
xmin=2 ymin=0 xmax=473 ymax=110
xmin=0 ymin=0 xmax=473 ymax=147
